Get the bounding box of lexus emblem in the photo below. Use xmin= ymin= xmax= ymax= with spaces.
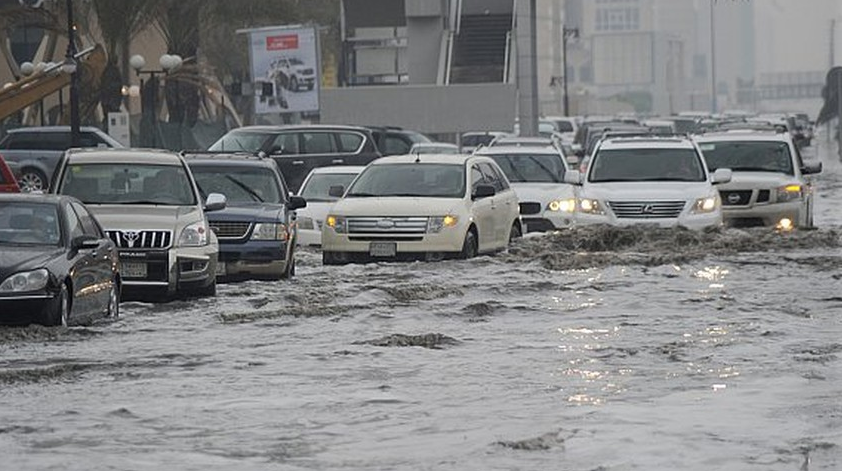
xmin=727 ymin=193 xmax=742 ymax=205
xmin=122 ymin=230 xmax=140 ymax=247
xmin=641 ymin=204 xmax=655 ymax=214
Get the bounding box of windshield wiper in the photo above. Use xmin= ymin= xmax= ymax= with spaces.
xmin=225 ymin=175 xmax=264 ymax=202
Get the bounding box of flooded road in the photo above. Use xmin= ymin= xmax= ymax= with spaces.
xmin=1 ymin=145 xmax=841 ymax=470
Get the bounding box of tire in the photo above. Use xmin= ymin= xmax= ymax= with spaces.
xmin=45 ymin=284 xmax=70 ymax=327
xmin=509 ymin=222 xmax=522 ymax=243
xmin=19 ymin=168 xmax=48 ymax=193
xmin=322 ymin=251 xmax=344 ymax=266
xmin=196 ymin=278 xmax=217 ymax=297
xmin=459 ymin=230 xmax=478 ymax=260
xmin=106 ymin=277 xmax=120 ymax=318
xmin=290 ymin=76 xmax=299 ymax=91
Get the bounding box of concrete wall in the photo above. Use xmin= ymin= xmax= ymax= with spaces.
xmin=321 ymin=84 xmax=516 ymax=134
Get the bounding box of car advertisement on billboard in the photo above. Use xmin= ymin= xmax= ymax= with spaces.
xmin=246 ymin=25 xmax=320 ymax=114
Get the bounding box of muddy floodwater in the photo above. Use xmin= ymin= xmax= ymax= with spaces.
xmin=1 ymin=145 xmax=841 ymax=470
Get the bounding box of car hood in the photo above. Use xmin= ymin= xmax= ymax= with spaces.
xmin=0 ymin=246 xmax=63 ymax=281
xmin=206 ymin=203 xmax=284 ymax=223
xmin=331 ymin=197 xmax=463 ymax=216
xmin=582 ymin=182 xmax=714 ymax=201
xmin=715 ymin=171 xmax=796 ymax=189
xmin=87 ymin=205 xmax=203 ymax=230
xmin=511 ymin=183 xmax=575 ymax=203
xmin=297 ymin=201 xmax=337 ymax=221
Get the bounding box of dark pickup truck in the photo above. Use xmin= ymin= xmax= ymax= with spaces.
xmin=207 ymin=124 xmax=381 ymax=193
xmin=0 ymin=126 xmax=123 ymax=192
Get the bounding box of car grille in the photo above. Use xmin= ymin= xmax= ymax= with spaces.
xmin=720 ymin=190 xmax=753 ymax=206
xmin=210 ymin=222 xmax=252 ymax=240
xmin=608 ymin=201 xmax=686 ymax=219
xmin=519 ymin=202 xmax=542 ymax=215
xmin=106 ymin=230 xmax=172 ymax=249
xmin=347 ymin=217 xmax=428 ymax=234
xmin=756 ymin=190 xmax=771 ymax=203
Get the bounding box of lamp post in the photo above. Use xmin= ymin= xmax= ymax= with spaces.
xmin=709 ymin=0 xmax=717 ymax=114
xmin=130 ymin=54 xmax=183 ymax=148
xmin=65 ymin=0 xmax=80 ymax=147
xmin=562 ymin=26 xmax=579 ymax=117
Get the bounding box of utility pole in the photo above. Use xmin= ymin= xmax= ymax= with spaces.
xmin=563 ymin=26 xmax=579 ymax=117
xmin=709 ymin=0 xmax=717 ymax=114
xmin=65 ymin=0 xmax=81 ymax=147
xmin=516 ymin=0 xmax=539 ymax=136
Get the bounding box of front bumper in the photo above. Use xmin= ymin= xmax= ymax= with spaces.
xmin=297 ymin=228 xmax=322 ymax=247
xmin=523 ymin=212 xmax=574 ymax=232
xmin=217 ymin=240 xmax=288 ymax=280
xmin=0 ymin=294 xmax=59 ymax=325
xmin=118 ymin=244 xmax=217 ymax=295
xmin=574 ymin=211 xmax=722 ymax=230
xmin=722 ymin=200 xmax=804 ymax=227
xmin=322 ymin=226 xmax=466 ymax=257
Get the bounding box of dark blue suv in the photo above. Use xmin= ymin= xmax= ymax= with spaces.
xmin=184 ymin=153 xmax=306 ymax=281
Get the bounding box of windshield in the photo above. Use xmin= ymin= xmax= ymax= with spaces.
xmin=208 ymin=131 xmax=271 ymax=152
xmin=347 ymin=163 xmax=465 ymax=198
xmin=589 ymin=148 xmax=706 ymax=183
xmin=0 ymin=202 xmax=60 ymax=246
xmin=462 ymin=134 xmax=496 ymax=148
xmin=699 ymin=141 xmax=794 ymax=175
xmin=488 ymin=153 xmax=566 ymax=183
xmin=300 ymin=172 xmax=360 ymax=201
xmin=59 ymin=164 xmax=197 ymax=205
xmin=190 ymin=165 xmax=284 ymax=204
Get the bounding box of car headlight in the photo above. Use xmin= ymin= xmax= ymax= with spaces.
xmin=692 ymin=195 xmax=720 ymax=214
xmin=0 ymin=269 xmax=49 ymax=293
xmin=252 ymin=222 xmax=288 ymax=241
xmin=325 ymin=215 xmax=347 ymax=234
xmin=178 ymin=220 xmax=209 ymax=247
xmin=548 ymin=199 xmax=576 ymax=213
xmin=427 ymin=215 xmax=459 ymax=233
xmin=776 ymin=184 xmax=802 ymax=202
xmin=577 ymin=198 xmax=605 ymax=215
xmin=298 ymin=216 xmax=314 ymax=230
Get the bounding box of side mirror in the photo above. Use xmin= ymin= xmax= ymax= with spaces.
xmin=71 ymin=235 xmax=99 ymax=251
xmin=711 ymin=168 xmax=732 ymax=184
xmin=472 ymin=184 xmax=496 ymax=199
xmin=204 ymin=192 xmax=227 ymax=212
xmin=565 ymin=155 xmax=579 ymax=166
xmin=801 ymin=162 xmax=823 ymax=175
xmin=328 ymin=185 xmax=345 ymax=198
xmin=563 ymin=170 xmax=582 ymax=185
xmin=288 ymin=195 xmax=307 ymax=210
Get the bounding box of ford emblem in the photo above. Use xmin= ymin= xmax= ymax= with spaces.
xmin=376 ymin=219 xmax=396 ymax=229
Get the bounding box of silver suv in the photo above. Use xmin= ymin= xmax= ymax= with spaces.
xmin=51 ymin=149 xmax=226 ymax=298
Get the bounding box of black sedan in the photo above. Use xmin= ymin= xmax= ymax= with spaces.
xmin=0 ymin=194 xmax=120 ymax=326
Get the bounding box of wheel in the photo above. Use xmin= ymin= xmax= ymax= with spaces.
xmin=195 ymin=278 xmax=217 ymax=297
xmin=509 ymin=222 xmax=522 ymax=243
xmin=459 ymin=230 xmax=478 ymax=260
xmin=106 ymin=277 xmax=120 ymax=318
xmin=19 ymin=168 xmax=48 ymax=193
xmin=290 ymin=76 xmax=299 ymax=91
xmin=45 ymin=284 xmax=70 ymax=327
xmin=322 ymin=251 xmax=344 ymax=266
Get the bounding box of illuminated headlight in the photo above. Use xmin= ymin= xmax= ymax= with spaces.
xmin=0 ymin=269 xmax=49 ymax=293
xmin=298 ymin=216 xmax=314 ymax=230
xmin=692 ymin=195 xmax=719 ymax=214
xmin=178 ymin=220 xmax=209 ymax=247
xmin=548 ymin=199 xmax=576 ymax=212
xmin=252 ymin=223 xmax=288 ymax=241
xmin=578 ymin=198 xmax=605 ymax=215
xmin=427 ymin=215 xmax=459 ymax=233
xmin=776 ymin=184 xmax=802 ymax=202
xmin=776 ymin=218 xmax=794 ymax=231
xmin=325 ymin=215 xmax=347 ymax=233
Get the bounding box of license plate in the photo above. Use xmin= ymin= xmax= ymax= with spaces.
xmin=369 ymin=241 xmax=397 ymax=257
xmin=121 ymin=262 xmax=147 ymax=278
xmin=216 ymin=262 xmax=227 ymax=276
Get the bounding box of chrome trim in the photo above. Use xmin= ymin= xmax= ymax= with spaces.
xmin=0 ymin=294 xmax=54 ymax=300
xmin=122 ymin=281 xmax=169 ymax=286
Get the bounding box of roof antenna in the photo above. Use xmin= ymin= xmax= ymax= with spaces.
xmin=414 ymin=152 xmax=421 ymax=163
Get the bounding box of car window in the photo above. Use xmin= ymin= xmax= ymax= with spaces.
xmin=486 ymin=162 xmax=510 ymax=190
xmin=698 ymin=141 xmax=794 ymax=175
xmin=383 ymin=135 xmax=410 ymax=155
xmin=59 ymin=163 xmax=197 ymax=205
xmin=4 ymin=132 xmax=70 ymax=150
xmin=301 ymin=132 xmax=337 ymax=154
xmin=0 ymin=202 xmax=61 ymax=245
xmin=590 ymin=148 xmax=706 ymax=183
xmin=71 ymin=202 xmax=103 ymax=237
xmin=299 ymin=172 xmax=360 ymax=201
xmin=348 ymin=163 xmax=465 ymax=198
xmin=208 ymin=131 xmax=271 ymax=152
xmin=337 ymin=133 xmax=363 ymax=153
xmin=79 ymin=132 xmax=105 ymax=148
xmin=488 ymin=153 xmax=566 ymax=183
xmin=555 ymin=120 xmax=574 ymax=133
xmin=269 ymin=133 xmax=300 ymax=154
xmin=190 ymin=164 xmax=284 ymax=204
xmin=471 ymin=164 xmax=485 ymax=190
xmin=479 ymin=163 xmax=505 ymax=192
xmin=63 ymin=203 xmax=85 ymax=240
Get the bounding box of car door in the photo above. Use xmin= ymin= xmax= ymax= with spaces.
xmin=62 ymin=202 xmax=101 ymax=320
xmin=469 ymin=163 xmax=496 ymax=252
xmin=270 ymin=131 xmax=339 ymax=193
xmin=479 ymin=162 xmax=516 ymax=247
xmin=72 ymin=202 xmax=116 ymax=313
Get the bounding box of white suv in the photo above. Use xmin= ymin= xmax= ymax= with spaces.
xmin=564 ymin=137 xmax=731 ymax=229
xmin=694 ymin=130 xmax=822 ymax=229
xmin=322 ymin=154 xmax=521 ymax=264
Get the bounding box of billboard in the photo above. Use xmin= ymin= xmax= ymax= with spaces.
xmin=245 ymin=25 xmax=320 ymax=114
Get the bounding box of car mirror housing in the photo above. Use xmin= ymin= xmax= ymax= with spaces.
xmin=711 ymin=168 xmax=732 ymax=184
xmin=288 ymin=195 xmax=307 ymax=210
xmin=801 ymin=162 xmax=823 ymax=175
xmin=205 ymin=192 xmax=227 ymax=212
xmin=472 ymin=184 xmax=496 ymax=199
xmin=328 ymin=185 xmax=345 ymax=198
xmin=71 ymin=235 xmax=99 ymax=251
xmin=563 ymin=170 xmax=582 ymax=185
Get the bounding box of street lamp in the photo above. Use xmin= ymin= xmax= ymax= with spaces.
xmin=65 ymin=0 xmax=80 ymax=147
xmin=130 ymin=54 xmax=182 ymax=147
xmin=562 ymin=26 xmax=579 ymax=117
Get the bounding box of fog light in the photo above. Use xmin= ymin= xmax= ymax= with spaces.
xmin=776 ymin=218 xmax=794 ymax=231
